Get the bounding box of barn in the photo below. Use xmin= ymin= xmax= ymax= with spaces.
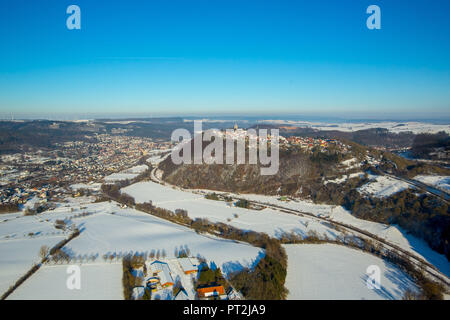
xmin=178 ymin=257 xmax=198 ymax=275
xmin=197 ymin=285 xmax=226 ymax=299
xmin=150 ymin=260 xmax=174 ymax=287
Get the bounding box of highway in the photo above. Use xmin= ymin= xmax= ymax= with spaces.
xmin=382 ymin=172 xmax=450 ymax=203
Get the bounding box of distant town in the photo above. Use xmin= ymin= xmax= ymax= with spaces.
xmin=0 ymin=133 xmax=172 ymax=213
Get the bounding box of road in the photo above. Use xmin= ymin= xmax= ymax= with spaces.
xmin=384 ymin=173 xmax=450 ymax=202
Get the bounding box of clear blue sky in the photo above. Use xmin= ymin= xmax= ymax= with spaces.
xmin=0 ymin=0 xmax=449 ymax=118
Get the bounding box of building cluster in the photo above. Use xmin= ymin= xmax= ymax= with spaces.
xmin=219 ymin=125 xmax=350 ymax=154
xmin=0 ymin=185 xmax=50 ymax=208
xmin=0 ymin=134 xmax=172 ymax=206
xmin=286 ymin=136 xmax=349 ymax=152
xmin=220 ymin=125 xmax=288 ymax=144
xmin=134 ymin=257 xmax=233 ymax=300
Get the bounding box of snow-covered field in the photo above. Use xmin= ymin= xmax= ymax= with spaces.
xmin=2 ymin=170 xmax=448 ymax=299
xmin=328 ymin=207 xmax=450 ymax=277
xmin=413 ymin=175 xmax=450 ymax=192
xmin=38 ymin=201 xmax=262 ymax=276
xmin=70 ymin=182 xmax=102 ymax=192
xmin=324 ymin=172 xmax=367 ymax=185
xmin=0 ymin=197 xmax=262 ymax=299
xmin=123 ymin=180 xmax=450 ymax=278
xmin=124 ymin=181 xmax=401 ymax=244
xmin=284 ymin=244 xmax=418 ymax=300
xmin=122 ymin=182 xmax=342 ymax=240
xmin=104 ymin=173 xmax=139 ymax=182
xmin=123 ymin=165 xmax=148 ymax=174
xmin=104 ymin=165 xmax=148 ymax=182
xmin=260 ymin=120 xmax=450 ymax=134
xmin=358 ymin=175 xmax=411 ymax=198
xmin=146 ymin=151 xmax=171 ymax=166
xmin=340 ymin=157 xmax=361 ymax=170
xmin=0 ymin=213 xmax=67 ymax=294
xmin=8 ymin=263 xmax=123 ymax=300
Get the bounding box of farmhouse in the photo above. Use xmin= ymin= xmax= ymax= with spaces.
xmin=197 ymin=285 xmax=226 ymax=300
xmin=178 ymin=257 xmax=198 ymax=274
xmin=150 ymin=260 xmax=174 ymax=287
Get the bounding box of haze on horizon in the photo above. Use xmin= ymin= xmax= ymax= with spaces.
xmin=0 ymin=0 xmax=449 ymax=118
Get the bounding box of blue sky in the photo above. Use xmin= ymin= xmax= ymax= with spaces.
xmin=0 ymin=0 xmax=449 ymax=118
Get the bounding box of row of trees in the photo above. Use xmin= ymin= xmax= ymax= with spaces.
xmin=205 ymin=192 xmax=220 ymax=201
xmin=122 ymin=253 xmax=149 ymax=300
xmin=100 ymin=165 xmax=153 ymax=204
xmin=0 ymin=202 xmax=19 ymax=214
xmin=101 ymin=184 xmax=136 ymax=206
xmin=234 ymin=199 xmax=250 ymax=209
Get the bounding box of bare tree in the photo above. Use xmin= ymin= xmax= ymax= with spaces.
xmin=39 ymin=245 xmax=50 ymax=261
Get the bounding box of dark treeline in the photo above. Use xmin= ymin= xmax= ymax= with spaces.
xmin=0 ymin=203 xmax=20 ymax=214
xmin=0 ymin=120 xmax=96 ymax=154
xmin=0 ymin=119 xmax=187 ymax=154
xmin=344 ymin=189 xmax=450 ymax=260
xmin=204 ymin=193 xmax=220 ymax=201
xmin=196 ymin=263 xmax=227 ymax=290
xmin=229 ymin=253 xmax=287 ymax=300
xmin=234 ymin=199 xmax=250 ymax=209
xmin=101 ymin=184 xmax=136 ymax=206
xmin=122 ymin=253 xmax=150 ymax=300
xmin=100 ymin=166 xmax=153 ymax=205
xmin=412 ymin=131 xmax=449 ymax=160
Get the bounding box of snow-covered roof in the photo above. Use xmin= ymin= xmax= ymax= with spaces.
xmin=151 ymin=260 xmax=174 ymax=286
xmin=178 ymin=257 xmax=197 ymax=273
